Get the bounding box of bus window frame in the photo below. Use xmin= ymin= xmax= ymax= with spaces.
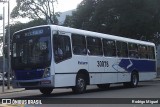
xmin=53 ymin=32 xmax=72 ymax=64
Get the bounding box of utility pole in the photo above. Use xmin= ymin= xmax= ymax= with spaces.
xmin=7 ymin=0 xmax=10 ymax=89
xmin=0 ymin=0 xmax=10 ymax=92
xmin=2 ymin=2 xmax=5 ymax=93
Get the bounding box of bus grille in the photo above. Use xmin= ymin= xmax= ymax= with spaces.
xmin=15 ymin=70 xmax=44 ymax=80
xmin=19 ymin=82 xmax=40 ymax=87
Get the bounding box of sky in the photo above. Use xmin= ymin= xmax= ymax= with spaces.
xmin=0 ymin=0 xmax=83 ymax=35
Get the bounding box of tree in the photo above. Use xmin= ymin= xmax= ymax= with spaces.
xmin=8 ymin=19 xmax=46 ymax=39
xmin=63 ymin=15 xmax=73 ymax=27
xmin=64 ymin=0 xmax=160 ymax=44
xmin=2 ymin=18 xmax=47 ymax=57
xmin=11 ymin=0 xmax=59 ymax=24
xmin=66 ymin=0 xmax=99 ymax=30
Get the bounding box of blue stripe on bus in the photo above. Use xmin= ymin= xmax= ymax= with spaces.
xmin=118 ymin=59 xmax=156 ymax=72
xmin=15 ymin=69 xmax=44 ymax=80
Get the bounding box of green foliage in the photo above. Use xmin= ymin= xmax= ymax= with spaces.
xmin=2 ymin=19 xmax=46 ymax=57
xmin=64 ymin=0 xmax=160 ymax=44
xmin=11 ymin=0 xmax=58 ymax=24
xmin=63 ymin=15 xmax=73 ymax=27
xmin=9 ymin=19 xmax=47 ymax=38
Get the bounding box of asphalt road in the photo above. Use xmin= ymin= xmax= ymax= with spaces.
xmin=0 ymin=80 xmax=159 ymax=107
xmin=0 ymin=80 xmax=159 ymax=98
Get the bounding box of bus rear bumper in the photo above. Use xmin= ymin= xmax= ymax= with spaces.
xmin=12 ymin=76 xmax=55 ymax=89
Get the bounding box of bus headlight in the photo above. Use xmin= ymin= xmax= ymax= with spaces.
xmin=43 ymin=68 xmax=51 ymax=78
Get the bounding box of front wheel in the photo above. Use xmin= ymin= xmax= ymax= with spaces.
xmin=72 ymin=74 xmax=86 ymax=94
xmin=39 ymin=88 xmax=53 ymax=95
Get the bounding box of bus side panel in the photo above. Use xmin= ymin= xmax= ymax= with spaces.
xmin=116 ymin=58 xmax=131 ymax=82
xmin=117 ymin=59 xmax=156 ymax=82
xmin=102 ymin=57 xmax=118 ymax=83
xmin=88 ymin=56 xmax=104 ymax=84
xmin=55 ymin=74 xmax=76 ymax=87
xmin=139 ymin=72 xmax=157 ymax=81
xmin=54 ymin=56 xmax=88 ymax=87
xmin=117 ymin=73 xmax=131 ymax=82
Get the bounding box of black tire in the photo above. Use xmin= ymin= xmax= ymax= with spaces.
xmin=72 ymin=74 xmax=86 ymax=94
xmin=130 ymin=72 xmax=139 ymax=87
xmin=39 ymin=88 xmax=53 ymax=95
xmin=97 ymin=84 xmax=110 ymax=90
xmin=124 ymin=72 xmax=139 ymax=88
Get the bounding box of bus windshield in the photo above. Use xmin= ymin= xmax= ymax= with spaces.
xmin=12 ymin=27 xmax=52 ymax=70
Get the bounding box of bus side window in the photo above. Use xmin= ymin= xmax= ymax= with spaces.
xmin=138 ymin=45 xmax=148 ymax=59
xmin=148 ymin=46 xmax=155 ymax=59
xmin=128 ymin=43 xmax=138 ymax=58
xmin=72 ymin=34 xmax=87 ymax=55
xmin=87 ymin=37 xmax=103 ymax=56
xmin=103 ymin=39 xmax=116 ymax=57
xmin=116 ymin=41 xmax=128 ymax=57
xmin=53 ymin=35 xmax=72 ymax=63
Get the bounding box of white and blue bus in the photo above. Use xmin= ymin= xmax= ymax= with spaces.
xmin=11 ymin=25 xmax=157 ymax=95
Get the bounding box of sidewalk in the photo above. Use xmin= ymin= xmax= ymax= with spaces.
xmin=0 ymin=86 xmax=25 ymax=94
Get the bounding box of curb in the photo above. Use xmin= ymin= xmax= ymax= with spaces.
xmin=0 ymin=88 xmax=25 ymax=94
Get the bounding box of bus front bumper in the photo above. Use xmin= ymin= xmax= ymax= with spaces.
xmin=12 ymin=76 xmax=55 ymax=89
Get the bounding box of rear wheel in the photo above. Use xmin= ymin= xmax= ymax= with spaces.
xmin=72 ymin=74 xmax=86 ymax=94
xmin=39 ymin=88 xmax=53 ymax=95
xmin=130 ymin=72 xmax=139 ymax=87
xmin=97 ymin=84 xmax=110 ymax=90
xmin=124 ymin=72 xmax=139 ymax=88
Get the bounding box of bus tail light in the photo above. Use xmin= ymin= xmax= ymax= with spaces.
xmin=43 ymin=68 xmax=51 ymax=78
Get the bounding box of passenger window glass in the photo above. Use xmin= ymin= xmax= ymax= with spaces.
xmin=87 ymin=37 xmax=103 ymax=55
xmin=103 ymin=39 xmax=116 ymax=56
xmin=116 ymin=41 xmax=128 ymax=57
xmin=138 ymin=45 xmax=148 ymax=59
xmin=148 ymin=46 xmax=155 ymax=59
xmin=53 ymin=35 xmax=72 ymax=63
xmin=72 ymin=34 xmax=87 ymax=55
xmin=128 ymin=43 xmax=139 ymax=58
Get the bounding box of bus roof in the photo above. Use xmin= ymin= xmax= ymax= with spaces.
xmin=14 ymin=25 xmax=155 ymax=46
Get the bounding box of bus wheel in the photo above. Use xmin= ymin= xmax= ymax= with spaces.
xmin=97 ymin=84 xmax=110 ymax=90
xmin=72 ymin=74 xmax=86 ymax=94
xmin=124 ymin=72 xmax=139 ymax=88
xmin=39 ymin=88 xmax=53 ymax=95
xmin=130 ymin=72 xmax=139 ymax=87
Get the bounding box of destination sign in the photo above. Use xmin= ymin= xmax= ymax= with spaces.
xmin=24 ymin=29 xmax=44 ymax=36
